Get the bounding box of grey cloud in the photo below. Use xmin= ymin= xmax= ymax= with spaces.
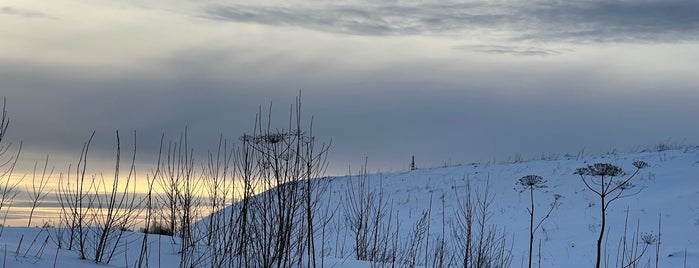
xmin=202 ymin=0 xmax=699 ymax=43
xmin=3 ymin=34 xmax=699 ymax=175
xmin=1 ymin=6 xmax=54 ymax=19
xmin=203 ymin=2 xmax=503 ymax=36
xmin=515 ymin=0 xmax=699 ymax=43
xmin=0 ymin=58 xmax=327 ymax=170
xmin=455 ymin=44 xmax=563 ymax=56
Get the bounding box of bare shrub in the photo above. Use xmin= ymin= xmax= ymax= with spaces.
xmin=55 ymin=131 xmax=95 ymax=255
xmin=138 ymin=136 xmax=164 ymax=268
xmin=89 ymin=131 xmax=142 ymax=263
xmin=201 ymin=135 xmax=238 ymax=268
xmin=232 ymin=95 xmax=330 ymax=267
xmin=452 ymin=178 xmax=512 ymax=268
xmin=55 ymin=131 xmax=143 ymax=264
xmin=26 ymin=155 xmax=53 ymax=227
xmin=402 ymin=210 xmax=429 ymax=267
xmin=613 ymin=209 xmax=657 ymax=268
xmin=0 ymin=97 xmax=22 ymax=233
xmin=342 ymin=160 xmax=397 ymax=263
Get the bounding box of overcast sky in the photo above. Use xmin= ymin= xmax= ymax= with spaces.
xmin=1 ymin=0 xmax=698 ymax=175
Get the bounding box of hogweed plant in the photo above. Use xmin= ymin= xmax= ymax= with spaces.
xmin=575 ymin=160 xmax=649 ymax=268
xmin=517 ymin=175 xmax=559 ymax=268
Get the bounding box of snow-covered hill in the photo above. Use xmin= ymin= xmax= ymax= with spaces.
xmin=315 ymin=147 xmax=699 ymax=267
xmin=0 ymin=147 xmax=697 ymax=267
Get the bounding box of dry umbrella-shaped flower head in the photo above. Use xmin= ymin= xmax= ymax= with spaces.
xmin=518 ymin=175 xmax=548 ymax=190
xmin=263 ymin=132 xmax=289 ymax=144
xmin=641 ymin=233 xmax=658 ymax=245
xmin=574 ymin=163 xmax=623 ymax=177
xmin=633 ymin=160 xmax=649 ymax=169
xmin=616 ymin=180 xmax=635 ymax=190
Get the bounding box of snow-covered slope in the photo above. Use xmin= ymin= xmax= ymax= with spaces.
xmin=316 ymin=147 xmax=699 ymax=267
xmin=0 ymin=147 xmax=697 ymax=267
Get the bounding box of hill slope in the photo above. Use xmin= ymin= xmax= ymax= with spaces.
xmin=0 ymin=147 xmax=697 ymax=267
xmin=313 ymin=147 xmax=699 ymax=267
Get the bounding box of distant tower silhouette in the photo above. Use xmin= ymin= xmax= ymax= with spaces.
xmin=410 ymin=155 xmax=416 ymax=171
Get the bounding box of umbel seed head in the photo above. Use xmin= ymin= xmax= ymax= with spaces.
xmin=641 ymin=233 xmax=658 ymax=245
xmin=633 ymin=160 xmax=649 ymax=169
xmin=518 ymin=175 xmax=547 ymax=189
xmin=574 ymin=163 xmax=623 ymax=177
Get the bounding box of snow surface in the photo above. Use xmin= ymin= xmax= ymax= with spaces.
xmin=0 ymin=147 xmax=697 ymax=267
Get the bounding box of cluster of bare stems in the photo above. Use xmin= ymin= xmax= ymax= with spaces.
xmin=451 ymin=178 xmax=512 ymax=268
xmin=341 ymin=166 xmax=512 ymax=268
xmin=342 ymin=159 xmax=397 ymax=264
xmin=0 ymin=98 xmax=53 ymax=266
xmin=53 ymin=131 xmax=142 ymax=264
xmin=0 ymin=97 xmax=23 ymax=234
xmin=229 ymin=97 xmax=330 ymax=267
xmin=608 ymin=209 xmax=661 ymax=268
xmin=138 ymin=95 xmax=331 ymax=268
xmin=12 ymin=94 xmax=327 ymax=267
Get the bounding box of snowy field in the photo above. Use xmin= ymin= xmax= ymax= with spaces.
xmin=0 ymin=147 xmax=697 ymax=267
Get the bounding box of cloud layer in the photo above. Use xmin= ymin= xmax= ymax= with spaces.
xmin=1 ymin=6 xmax=53 ymax=19
xmin=204 ymin=0 xmax=699 ymax=43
